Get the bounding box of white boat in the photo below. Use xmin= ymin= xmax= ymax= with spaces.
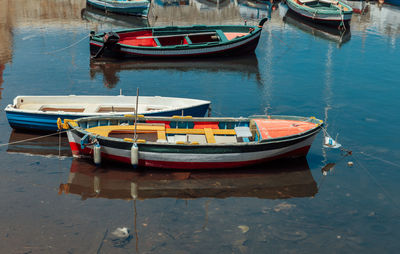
xmin=5 ymin=95 xmax=211 ymax=132
xmin=286 ymin=0 xmax=353 ymax=27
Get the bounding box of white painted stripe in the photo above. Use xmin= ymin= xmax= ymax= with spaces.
xmin=68 ymin=131 xmax=317 ymax=164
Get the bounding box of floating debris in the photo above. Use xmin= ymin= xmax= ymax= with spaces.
xmin=348 ymin=161 xmax=354 ymax=167
xmin=238 ymin=225 xmax=249 ymax=234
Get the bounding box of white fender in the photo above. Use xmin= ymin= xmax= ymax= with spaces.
xmin=93 ymin=143 xmax=101 ymax=165
xmin=131 ymin=143 xmax=139 ymax=167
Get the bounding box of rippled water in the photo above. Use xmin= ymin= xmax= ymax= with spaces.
xmin=0 ymin=0 xmax=399 ymax=253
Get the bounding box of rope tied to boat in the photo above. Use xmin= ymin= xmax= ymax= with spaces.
xmin=0 ymin=130 xmax=68 ymax=147
xmin=42 ymin=34 xmax=90 ymax=55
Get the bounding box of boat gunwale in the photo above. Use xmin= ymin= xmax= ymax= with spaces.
xmin=90 ymin=25 xmax=263 ymax=50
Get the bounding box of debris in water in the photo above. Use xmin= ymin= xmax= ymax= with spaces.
xmin=238 ymin=225 xmax=249 ymax=233
xmin=348 ymin=161 xmax=354 ymax=167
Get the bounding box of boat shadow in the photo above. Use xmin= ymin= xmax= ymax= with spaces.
xmin=89 ymin=55 xmax=262 ymax=88
xmin=283 ymin=9 xmax=351 ymax=47
xmin=59 ymin=157 xmax=318 ymax=200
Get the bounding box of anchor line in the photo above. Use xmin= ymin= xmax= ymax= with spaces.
xmin=0 ymin=130 xmax=68 ymax=147
xmin=42 ymin=34 xmax=90 ymax=55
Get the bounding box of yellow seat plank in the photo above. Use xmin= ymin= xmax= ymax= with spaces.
xmin=204 ymin=128 xmax=216 ymax=143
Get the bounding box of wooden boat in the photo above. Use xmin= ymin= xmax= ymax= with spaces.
xmin=285 ymin=0 xmax=353 ymax=27
xmin=283 ymin=8 xmax=351 ymax=46
xmin=5 ymin=95 xmax=211 ymax=132
xmin=59 ymin=158 xmax=318 ymax=200
xmin=81 ymin=6 xmax=149 ymax=28
xmin=89 ymin=18 xmax=268 ymax=59
xmin=86 ymin=0 xmax=151 ymax=17
xmin=60 ymin=114 xmax=323 ymax=169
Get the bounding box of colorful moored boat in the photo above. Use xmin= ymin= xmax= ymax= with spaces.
xmin=61 ymin=114 xmax=323 ymax=170
xmin=89 ymin=18 xmax=268 ymax=59
xmin=86 ymin=0 xmax=151 ymax=17
xmin=5 ymin=95 xmax=210 ymax=132
xmin=286 ymin=0 xmax=353 ymax=27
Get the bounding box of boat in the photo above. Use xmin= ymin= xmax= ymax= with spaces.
xmin=59 ymin=157 xmax=318 ymax=200
xmin=86 ymin=0 xmax=151 ymax=17
xmin=5 ymin=95 xmax=211 ymax=132
xmin=283 ymin=7 xmax=351 ymax=46
xmin=81 ymin=6 xmax=149 ymax=28
xmin=60 ymin=114 xmax=323 ymax=169
xmin=285 ymin=0 xmax=353 ymax=28
xmin=89 ymin=18 xmax=268 ymax=59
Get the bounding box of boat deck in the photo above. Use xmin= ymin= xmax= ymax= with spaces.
xmin=17 ymin=103 xmax=169 ymax=113
xmin=117 ymin=30 xmax=249 ymax=47
xmin=82 ymin=118 xmax=317 ymax=145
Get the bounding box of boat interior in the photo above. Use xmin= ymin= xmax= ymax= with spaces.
xmin=297 ymin=0 xmax=349 ymax=11
xmin=117 ymin=29 xmax=250 ymax=47
xmin=17 ymin=103 xmax=167 ymax=114
xmin=81 ymin=117 xmax=317 ymax=145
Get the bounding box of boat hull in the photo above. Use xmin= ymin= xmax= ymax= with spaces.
xmin=87 ymin=0 xmax=150 ymax=17
xmin=89 ymin=27 xmax=262 ymax=59
xmin=66 ymin=123 xmax=320 ymax=170
xmin=286 ymin=0 xmax=352 ymax=27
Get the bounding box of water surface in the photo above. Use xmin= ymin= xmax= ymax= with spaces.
xmin=0 ymin=0 xmax=399 ymax=253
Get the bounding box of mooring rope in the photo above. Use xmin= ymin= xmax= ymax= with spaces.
xmin=42 ymin=34 xmax=90 ymax=55
xmin=0 ymin=130 xmax=68 ymax=147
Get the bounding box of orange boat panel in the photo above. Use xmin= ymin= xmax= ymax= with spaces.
xmin=118 ymin=30 xmax=158 ymax=47
xmin=253 ymin=119 xmax=316 ymax=139
xmin=224 ymin=32 xmax=248 ymax=40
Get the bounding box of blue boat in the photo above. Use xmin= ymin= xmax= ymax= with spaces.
xmin=87 ymin=0 xmax=151 ymax=17
xmin=5 ymin=95 xmax=211 ymax=132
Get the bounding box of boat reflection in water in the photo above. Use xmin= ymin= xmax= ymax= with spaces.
xmin=283 ymin=9 xmax=351 ymax=46
xmin=238 ymin=0 xmax=273 ymax=20
xmin=81 ymin=6 xmax=149 ymax=28
xmin=6 ymin=130 xmax=72 ymax=158
xmin=90 ymin=54 xmax=261 ymax=88
xmin=59 ymin=158 xmax=317 ymax=200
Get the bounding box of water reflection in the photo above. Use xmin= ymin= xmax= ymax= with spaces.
xmin=6 ymin=130 xmax=71 ymax=158
xmin=59 ymin=158 xmax=318 ymax=200
xmin=283 ymin=9 xmax=351 ymax=46
xmin=81 ymin=6 xmax=149 ymax=28
xmin=90 ymin=55 xmax=261 ymax=88
xmin=238 ymin=0 xmax=273 ymax=20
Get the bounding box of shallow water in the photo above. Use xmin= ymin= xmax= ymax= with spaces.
xmin=0 ymin=0 xmax=399 ymax=253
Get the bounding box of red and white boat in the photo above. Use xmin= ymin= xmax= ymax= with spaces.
xmin=60 ymin=114 xmax=323 ymax=170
